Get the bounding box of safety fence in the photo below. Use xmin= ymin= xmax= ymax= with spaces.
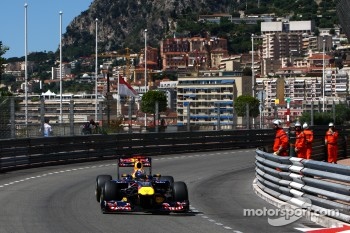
xmin=1 ymin=127 xmax=350 ymax=172
xmin=255 ymin=149 xmax=350 ymax=223
xmin=0 ymin=129 xmax=274 ymax=172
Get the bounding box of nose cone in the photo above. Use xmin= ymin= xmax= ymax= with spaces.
xmin=138 ymin=186 xmax=154 ymax=195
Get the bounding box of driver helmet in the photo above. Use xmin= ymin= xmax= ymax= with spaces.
xmin=135 ymin=170 xmax=145 ymax=179
xmin=134 ymin=161 xmax=143 ymax=171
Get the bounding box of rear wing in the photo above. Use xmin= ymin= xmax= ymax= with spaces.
xmin=118 ymin=156 xmax=152 ymax=167
xmin=117 ymin=155 xmax=152 ymax=178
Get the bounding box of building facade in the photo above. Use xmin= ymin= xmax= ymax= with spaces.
xmin=160 ymin=37 xmax=228 ymax=71
xmin=176 ymin=71 xmax=251 ymax=127
xmin=255 ymin=70 xmax=349 ymax=124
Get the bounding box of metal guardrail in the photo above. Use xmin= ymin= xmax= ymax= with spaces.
xmin=255 ymin=149 xmax=350 ymax=223
xmin=0 ymin=129 xmax=274 ymax=172
xmin=1 ymin=127 xmax=350 ymax=172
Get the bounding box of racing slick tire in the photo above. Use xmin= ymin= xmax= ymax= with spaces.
xmin=95 ymin=175 xmax=112 ymax=202
xmin=102 ymin=180 xmax=123 ymax=202
xmin=173 ymin=181 xmax=190 ymax=211
xmin=172 ymin=181 xmax=188 ymax=201
xmin=159 ymin=176 xmax=174 ymax=185
xmin=100 ymin=181 xmax=123 ymax=214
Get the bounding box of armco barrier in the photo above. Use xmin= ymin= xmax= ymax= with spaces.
xmin=255 ymin=149 xmax=350 ymax=223
xmin=1 ymin=127 xmax=349 ymax=172
xmin=0 ymin=129 xmax=275 ymax=172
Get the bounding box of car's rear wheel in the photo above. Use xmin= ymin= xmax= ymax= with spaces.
xmin=95 ymin=175 xmax=112 ymax=202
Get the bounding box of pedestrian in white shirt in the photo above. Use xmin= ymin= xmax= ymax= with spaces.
xmin=43 ymin=118 xmax=52 ymax=137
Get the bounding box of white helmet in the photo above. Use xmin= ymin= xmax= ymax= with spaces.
xmin=273 ymin=119 xmax=281 ymax=126
xmin=295 ymin=122 xmax=301 ymax=127
xmin=303 ymin=122 xmax=308 ymax=129
xmin=329 ymin=122 xmax=334 ymax=127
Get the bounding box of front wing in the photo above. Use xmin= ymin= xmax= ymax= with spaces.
xmin=101 ymin=200 xmax=189 ymax=213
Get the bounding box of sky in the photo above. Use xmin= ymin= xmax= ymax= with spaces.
xmin=1 ymin=0 xmax=94 ymax=58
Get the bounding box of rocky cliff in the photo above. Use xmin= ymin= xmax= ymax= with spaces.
xmin=62 ymin=0 xmax=337 ymax=58
xmin=62 ymin=0 xmax=233 ymax=57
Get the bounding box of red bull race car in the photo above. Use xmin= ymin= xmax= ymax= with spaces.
xmin=95 ymin=155 xmax=190 ymax=214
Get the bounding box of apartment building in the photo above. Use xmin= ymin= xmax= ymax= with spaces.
xmin=176 ymin=71 xmax=251 ymax=127
xmin=261 ymin=20 xmax=314 ymax=55
xmin=51 ymin=63 xmax=71 ymax=80
xmin=260 ymin=20 xmax=315 ymax=76
xmin=138 ymin=46 xmax=159 ymax=71
xmin=5 ymin=61 xmax=35 ymax=77
xmin=15 ymin=93 xmax=106 ymax=123
xmin=160 ymin=37 xmax=228 ymax=71
xmin=255 ymin=69 xmax=349 ymax=123
xmin=157 ymin=80 xmax=178 ymax=111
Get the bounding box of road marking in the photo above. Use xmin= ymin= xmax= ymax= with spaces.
xmin=191 ymin=206 xmax=243 ymax=232
xmin=0 ymin=150 xmax=254 ymax=188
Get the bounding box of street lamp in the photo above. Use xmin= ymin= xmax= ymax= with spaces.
xmin=95 ymin=18 xmax=98 ymax=121
xmin=322 ymin=38 xmax=325 ymax=112
xmin=59 ymin=11 xmax=63 ymax=123
xmin=24 ymin=3 xmax=28 ymax=128
xmin=251 ymin=34 xmax=255 ymax=98
xmin=251 ymin=34 xmax=255 ymax=127
xmin=144 ymin=29 xmax=147 ymax=127
xmin=117 ymin=70 xmax=120 ymax=116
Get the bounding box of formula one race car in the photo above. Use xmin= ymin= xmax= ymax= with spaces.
xmin=95 ymin=155 xmax=190 ymax=214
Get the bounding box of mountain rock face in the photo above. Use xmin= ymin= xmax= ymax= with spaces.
xmin=62 ymin=0 xmax=337 ymax=57
xmin=62 ymin=0 xmax=233 ymax=55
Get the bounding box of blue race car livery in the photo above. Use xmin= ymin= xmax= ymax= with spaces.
xmin=95 ymin=155 xmax=189 ymax=214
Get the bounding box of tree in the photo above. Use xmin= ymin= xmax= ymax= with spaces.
xmin=329 ymin=28 xmax=336 ymax=36
xmin=242 ymin=67 xmax=252 ymax=76
xmin=141 ymin=90 xmax=167 ymax=125
xmin=0 ymin=90 xmax=14 ymax=139
xmin=334 ymin=103 xmax=350 ymax=124
xmin=0 ymin=41 xmax=9 ymax=83
xmin=234 ymin=95 xmax=260 ymax=117
xmin=1 ymin=74 xmax=16 ymax=86
xmin=299 ymin=103 xmax=350 ymax=125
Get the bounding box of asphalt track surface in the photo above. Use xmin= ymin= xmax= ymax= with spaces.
xmin=0 ymin=149 xmax=321 ymax=233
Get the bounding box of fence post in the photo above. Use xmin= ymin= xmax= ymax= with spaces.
xmin=70 ymin=100 xmax=74 ymax=136
xmin=217 ymin=103 xmax=221 ymax=131
xmin=311 ymin=101 xmax=314 ymax=126
xmin=289 ymin=126 xmax=296 ymax=157
xmin=128 ymin=98 xmax=134 ymax=134
xmin=187 ymin=103 xmax=190 ymax=132
xmin=155 ymin=101 xmax=159 ymax=133
xmin=332 ymin=101 xmax=336 ymax=123
xmin=246 ymin=103 xmax=250 ymax=129
xmin=40 ymin=97 xmax=45 ymax=136
xmin=10 ymin=97 xmax=15 ymax=138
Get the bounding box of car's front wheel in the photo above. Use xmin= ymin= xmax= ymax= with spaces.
xmin=102 ymin=180 xmax=123 ymax=202
xmin=95 ymin=175 xmax=112 ymax=202
xmin=173 ymin=181 xmax=189 ymax=211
